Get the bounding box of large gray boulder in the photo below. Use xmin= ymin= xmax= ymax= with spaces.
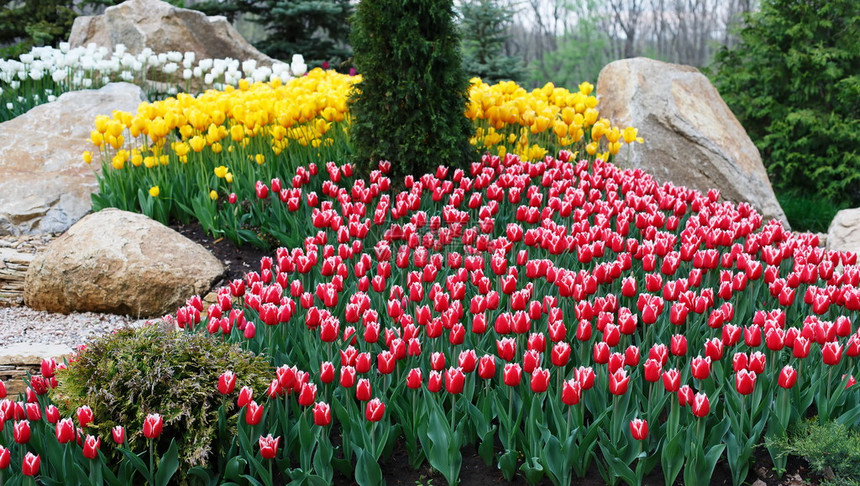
xmin=0 ymin=83 xmax=144 ymax=236
xmin=24 ymin=209 xmax=224 ymax=317
xmin=827 ymin=208 xmax=860 ymax=255
xmin=69 ymin=0 xmax=274 ymax=64
xmin=596 ymin=57 xmax=788 ymax=225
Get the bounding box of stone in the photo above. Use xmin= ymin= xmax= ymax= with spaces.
xmin=0 ymin=83 xmax=144 ymax=236
xmin=24 ymin=209 xmax=224 ymax=317
xmin=0 ymin=343 xmax=73 ymax=366
xmin=69 ymin=0 xmax=274 ymax=64
xmin=596 ymin=57 xmax=788 ymax=225
xmin=826 ymin=208 xmax=860 ymax=254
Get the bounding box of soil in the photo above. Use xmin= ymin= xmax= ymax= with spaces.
xmin=172 ymin=222 xmax=820 ymax=486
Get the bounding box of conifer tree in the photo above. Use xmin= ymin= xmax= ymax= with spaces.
xmin=459 ymin=0 xmax=525 ymax=84
xmin=349 ymin=0 xmax=475 ymax=178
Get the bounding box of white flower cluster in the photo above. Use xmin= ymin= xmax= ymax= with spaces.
xmin=0 ymin=42 xmax=308 ymax=95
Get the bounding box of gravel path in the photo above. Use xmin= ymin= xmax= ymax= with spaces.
xmin=0 ymin=306 xmax=149 ymax=349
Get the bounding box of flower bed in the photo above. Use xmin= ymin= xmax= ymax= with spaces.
xmin=2 ymin=153 xmax=858 ymax=485
xmin=87 ymin=73 xmax=641 ymax=250
xmin=0 ymin=43 xmax=307 ymax=122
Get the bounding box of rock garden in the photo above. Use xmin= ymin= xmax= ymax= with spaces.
xmin=0 ymin=0 xmax=858 ymax=485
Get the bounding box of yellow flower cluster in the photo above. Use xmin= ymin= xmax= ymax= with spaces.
xmin=465 ymin=79 xmax=642 ymax=160
xmin=88 ymin=68 xmax=354 ymax=168
xmin=88 ymin=70 xmax=641 ymax=177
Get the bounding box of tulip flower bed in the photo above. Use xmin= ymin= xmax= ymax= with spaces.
xmin=87 ymin=74 xmax=642 ymax=249
xmin=3 ymin=153 xmax=859 ymax=485
xmin=0 ymin=43 xmax=308 ymax=122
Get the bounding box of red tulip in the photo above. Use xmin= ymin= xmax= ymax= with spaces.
xmin=445 ymin=367 xmax=466 ymax=394
xmin=356 ymin=379 xmax=372 ymax=401
xmin=822 ymin=342 xmax=843 ymax=366
xmin=593 ymin=342 xmax=610 ymax=364
xmin=238 ymin=386 xmax=253 ymax=407
xmin=21 ymin=452 xmax=39 ymax=476
xmin=748 ymin=351 xmax=766 ymax=374
xmin=244 ymin=402 xmax=264 ymax=426
xmin=431 ymin=352 xmax=446 ymax=371
xmin=319 ymin=362 xmax=335 ymax=384
xmin=677 ymin=385 xmax=694 ymax=406
xmin=662 ymin=368 xmax=681 ymax=392
xmin=428 ymin=370 xmax=443 ymax=393
xmin=523 ymin=349 xmax=542 ymax=374
xmin=259 ymin=434 xmax=280 ymax=459
xmin=732 ymin=352 xmax=748 ymax=372
xmin=377 ymin=350 xmax=396 ymax=375
xmin=406 ymin=368 xmax=423 ymax=389
xmin=25 ymin=403 xmax=40 ymax=422
xmin=356 ymin=352 xmax=372 ymax=373
xmin=218 ymin=371 xmax=236 ymax=395
xmin=778 ymin=365 xmax=797 ymax=389
xmin=704 ymin=338 xmax=724 ymax=361
xmin=77 ymin=405 xmax=94 ymax=428
xmin=735 ymin=370 xmax=756 ymax=395
xmin=496 ymin=338 xmax=517 ymax=362
xmin=744 ymin=325 xmax=762 ymax=347
xmin=339 ymin=366 xmax=356 ymax=388
xmin=141 ymin=413 xmax=163 ymax=439
xmin=576 ymin=366 xmax=596 ymax=390
xmin=313 ymin=402 xmax=332 ymax=426
xmin=83 ymin=434 xmax=101 ymax=459
xmin=13 ymin=420 xmax=30 ymax=444
xmin=643 ymin=359 xmax=662 ymax=382
xmin=112 ymin=425 xmax=125 ymax=444
xmin=0 ymin=446 xmax=9 ymax=470
xmin=503 ymin=363 xmax=522 ymax=387
xmin=690 ymin=356 xmax=711 ymax=380
xmin=691 ymin=392 xmax=710 ymax=417
xmin=530 ymin=367 xmax=551 ymax=393
xmin=458 ymin=350 xmax=478 ymax=373
xmin=478 ymin=355 xmax=496 ymax=379
xmin=40 ymin=358 xmax=57 ymax=379
xmin=629 ymin=418 xmax=648 ymax=440
xmin=365 ymin=398 xmax=385 ymax=422
xmin=561 ymin=379 xmax=581 ymax=405
xmin=551 ymin=342 xmax=571 ymax=367
xmin=608 ymin=369 xmax=630 ymax=395
xmin=45 ymin=405 xmax=59 ymax=424
xmin=625 ymin=345 xmax=641 ymax=367
xmin=670 ymin=334 xmax=687 ymax=356
xmin=56 ymin=417 xmax=75 ymax=444
xmin=298 ymin=383 xmax=317 ymax=406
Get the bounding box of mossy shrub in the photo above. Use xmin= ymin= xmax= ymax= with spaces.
xmin=50 ymin=323 xmax=272 ymax=475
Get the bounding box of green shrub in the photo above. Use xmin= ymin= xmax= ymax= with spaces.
xmin=348 ymin=0 xmax=475 ymax=178
xmin=709 ymin=0 xmax=860 ymax=205
xmin=50 ymin=323 xmax=272 ymax=479
xmin=768 ymin=419 xmax=860 ymax=486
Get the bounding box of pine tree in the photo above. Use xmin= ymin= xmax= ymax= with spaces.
xmin=349 ymin=0 xmax=475 ymax=178
xmin=458 ymin=0 xmax=525 ymax=84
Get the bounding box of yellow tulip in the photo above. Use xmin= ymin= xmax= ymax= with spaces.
xmin=189 ymin=136 xmax=206 ymax=152
xmin=225 ymin=172 xmax=233 ymax=183
xmin=586 ymin=142 xmax=598 ymax=155
xmin=149 ymin=186 xmax=160 ymax=197
xmin=623 ymin=127 xmax=644 ymax=144
xmin=209 ymin=190 xmax=218 ymax=200
xmin=94 ymin=115 xmax=110 ymax=134
xmin=82 ymin=151 xmax=92 ymax=164
xmin=255 ymin=154 xmax=265 ymax=165
xmin=579 ymin=82 xmax=594 ymax=96
xmin=214 ymin=166 xmax=229 ymax=178
xmin=230 ymin=124 xmax=245 ymax=142
xmin=90 ymin=131 xmax=104 ymax=146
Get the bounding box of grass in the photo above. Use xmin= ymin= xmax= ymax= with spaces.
xmin=776 ymin=190 xmax=848 ymax=234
